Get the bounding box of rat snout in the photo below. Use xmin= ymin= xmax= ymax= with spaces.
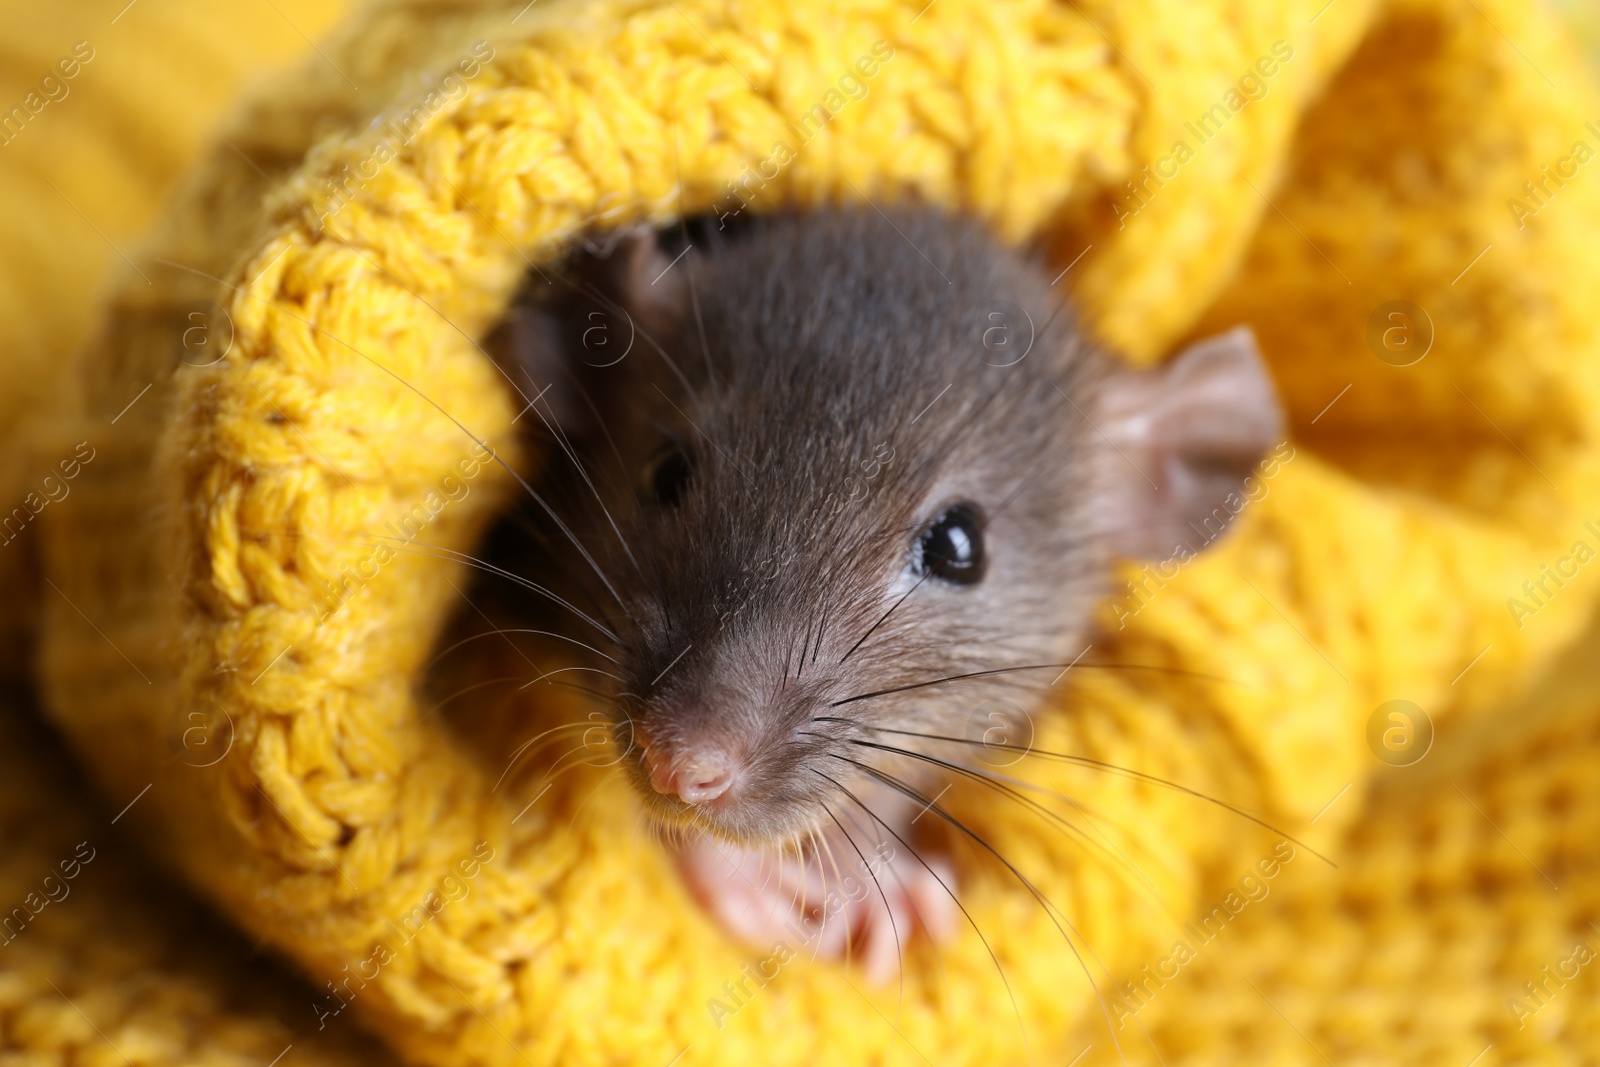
xmin=645 ymin=744 xmax=742 ymax=806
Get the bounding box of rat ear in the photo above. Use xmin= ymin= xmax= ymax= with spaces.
xmin=483 ymin=289 xmax=600 ymax=439
xmin=1096 ymin=326 xmax=1283 ymax=560
xmin=485 ymin=227 xmax=687 ymax=443
xmin=602 ymin=227 xmax=688 ymax=339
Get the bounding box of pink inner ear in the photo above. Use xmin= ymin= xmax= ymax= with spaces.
xmin=1096 ymin=326 xmax=1284 ymax=561
xmin=614 ymin=229 xmax=687 ymax=334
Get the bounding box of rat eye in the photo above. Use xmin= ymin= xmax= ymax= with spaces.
xmin=645 ymin=446 xmax=691 ymax=507
xmin=915 ymin=504 xmax=985 ymax=585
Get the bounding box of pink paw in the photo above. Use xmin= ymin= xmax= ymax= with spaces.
xmin=673 ymin=826 xmax=957 ymax=984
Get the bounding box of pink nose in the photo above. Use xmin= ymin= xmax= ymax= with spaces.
xmin=647 ymin=749 xmax=738 ymax=804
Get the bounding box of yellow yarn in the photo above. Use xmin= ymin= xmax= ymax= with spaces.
xmin=6 ymin=0 xmax=1600 ymax=1063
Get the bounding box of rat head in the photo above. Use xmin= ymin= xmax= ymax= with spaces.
xmin=490 ymin=207 xmax=1281 ymax=846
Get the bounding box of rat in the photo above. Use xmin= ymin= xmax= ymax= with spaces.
xmin=472 ymin=205 xmax=1282 ymax=982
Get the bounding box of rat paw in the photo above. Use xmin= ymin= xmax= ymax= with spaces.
xmin=672 ymin=827 xmax=957 ymax=985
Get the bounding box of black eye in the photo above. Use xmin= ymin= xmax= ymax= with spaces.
xmin=646 ymin=446 xmax=691 ymax=507
xmin=915 ymin=504 xmax=985 ymax=585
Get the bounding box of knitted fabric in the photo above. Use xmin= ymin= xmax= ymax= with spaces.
xmin=6 ymin=0 xmax=1600 ymax=1063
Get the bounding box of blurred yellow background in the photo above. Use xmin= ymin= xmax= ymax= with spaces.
xmin=0 ymin=0 xmax=350 ymax=465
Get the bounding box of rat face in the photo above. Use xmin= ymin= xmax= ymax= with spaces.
xmin=487 ymin=207 xmax=1280 ymax=849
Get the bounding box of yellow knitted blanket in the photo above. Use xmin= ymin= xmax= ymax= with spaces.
xmin=5 ymin=0 xmax=1600 ymax=1064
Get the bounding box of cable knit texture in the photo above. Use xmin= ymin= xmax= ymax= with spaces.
xmin=5 ymin=0 xmax=1599 ymax=1063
